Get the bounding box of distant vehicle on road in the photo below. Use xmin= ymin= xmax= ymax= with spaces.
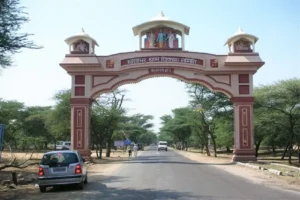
xmin=158 ymin=141 xmax=168 ymax=151
xmin=56 ymin=141 xmax=71 ymax=150
xmin=37 ymin=150 xmax=88 ymax=193
xmin=137 ymin=143 xmax=144 ymax=151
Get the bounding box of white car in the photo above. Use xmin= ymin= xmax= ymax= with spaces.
xmin=38 ymin=150 xmax=87 ymax=192
xmin=56 ymin=141 xmax=71 ymax=150
xmin=158 ymin=141 xmax=168 ymax=151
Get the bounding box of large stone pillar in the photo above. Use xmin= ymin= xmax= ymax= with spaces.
xmin=70 ymin=98 xmax=92 ymax=160
xmin=231 ymin=97 xmax=256 ymax=162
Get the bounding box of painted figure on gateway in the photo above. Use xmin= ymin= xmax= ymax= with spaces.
xmin=156 ymin=28 xmax=166 ymax=48
xmin=75 ymin=41 xmax=88 ymax=52
xmin=149 ymin=31 xmax=156 ymax=48
xmin=166 ymin=30 xmax=175 ymax=48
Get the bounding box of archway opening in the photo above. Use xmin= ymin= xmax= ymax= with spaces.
xmin=89 ymin=76 xmax=234 ymax=159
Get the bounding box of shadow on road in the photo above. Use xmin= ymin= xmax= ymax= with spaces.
xmin=122 ymin=155 xmax=234 ymax=166
xmin=44 ymin=180 xmax=198 ymax=200
xmin=91 ymin=152 xmax=234 ymax=166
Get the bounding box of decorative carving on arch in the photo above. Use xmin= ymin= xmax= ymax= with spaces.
xmin=89 ymin=72 xmax=234 ymax=100
xmin=72 ymin=40 xmax=89 ymax=54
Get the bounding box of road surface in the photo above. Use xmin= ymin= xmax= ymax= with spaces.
xmin=16 ymin=146 xmax=300 ymax=200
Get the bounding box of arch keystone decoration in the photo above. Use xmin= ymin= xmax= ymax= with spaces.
xmin=60 ymin=13 xmax=264 ymax=162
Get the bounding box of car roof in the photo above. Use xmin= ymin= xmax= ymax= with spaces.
xmin=44 ymin=150 xmax=78 ymax=155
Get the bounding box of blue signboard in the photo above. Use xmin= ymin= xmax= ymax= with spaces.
xmin=124 ymin=139 xmax=131 ymax=145
xmin=0 ymin=124 xmax=4 ymax=161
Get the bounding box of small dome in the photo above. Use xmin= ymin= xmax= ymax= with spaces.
xmin=132 ymin=12 xmax=190 ymax=36
xmin=224 ymin=27 xmax=259 ymax=46
xmin=75 ymin=28 xmax=92 ymax=38
xmin=65 ymin=28 xmax=99 ymax=46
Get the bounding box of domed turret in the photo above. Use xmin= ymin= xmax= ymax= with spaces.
xmin=65 ymin=28 xmax=99 ymax=54
xmin=225 ymin=27 xmax=259 ymax=53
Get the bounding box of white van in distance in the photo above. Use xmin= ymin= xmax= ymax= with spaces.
xmin=158 ymin=141 xmax=168 ymax=151
xmin=56 ymin=141 xmax=71 ymax=150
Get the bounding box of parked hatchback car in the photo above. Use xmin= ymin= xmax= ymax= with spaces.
xmin=37 ymin=150 xmax=88 ymax=192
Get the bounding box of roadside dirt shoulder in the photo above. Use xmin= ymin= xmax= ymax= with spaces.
xmin=174 ymin=149 xmax=300 ymax=193
xmin=0 ymin=155 xmax=127 ymax=200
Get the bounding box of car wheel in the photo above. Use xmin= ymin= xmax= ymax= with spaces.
xmin=39 ymin=186 xmax=46 ymax=193
xmin=78 ymin=181 xmax=84 ymax=190
xmin=84 ymin=175 xmax=88 ymax=184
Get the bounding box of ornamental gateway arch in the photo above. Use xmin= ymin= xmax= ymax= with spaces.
xmin=60 ymin=12 xmax=265 ymax=162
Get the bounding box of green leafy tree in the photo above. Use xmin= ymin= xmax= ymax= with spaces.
xmin=0 ymin=99 xmax=26 ymax=149
xmin=0 ymin=0 xmax=41 ymax=69
xmin=46 ymin=90 xmax=71 ymax=143
xmin=22 ymin=106 xmax=52 ymax=150
xmin=92 ymin=89 xmax=126 ymax=158
xmin=255 ymin=78 xmax=300 ymax=163
xmin=186 ymin=83 xmax=232 ymax=156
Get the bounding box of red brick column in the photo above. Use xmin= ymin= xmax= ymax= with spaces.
xmin=231 ymin=97 xmax=257 ymax=162
xmin=70 ymin=98 xmax=92 ymax=160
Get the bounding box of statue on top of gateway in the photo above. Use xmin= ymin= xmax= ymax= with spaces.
xmin=132 ymin=11 xmax=190 ymax=50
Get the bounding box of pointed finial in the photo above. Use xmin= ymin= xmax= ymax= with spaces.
xmin=160 ymin=11 xmax=165 ymax=17
xmin=235 ymin=26 xmax=245 ymax=35
xmin=238 ymin=26 xmax=244 ymax=32
xmin=82 ymin=28 xmax=85 ymax=32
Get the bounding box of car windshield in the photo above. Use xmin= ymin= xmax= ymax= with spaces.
xmin=41 ymin=152 xmax=79 ymax=167
xmin=159 ymin=142 xmax=167 ymax=145
xmin=56 ymin=141 xmax=63 ymax=145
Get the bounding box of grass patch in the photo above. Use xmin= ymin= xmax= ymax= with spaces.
xmin=250 ymin=162 xmax=300 ymax=177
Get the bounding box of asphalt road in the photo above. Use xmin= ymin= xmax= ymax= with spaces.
xmin=16 ymin=146 xmax=300 ymax=200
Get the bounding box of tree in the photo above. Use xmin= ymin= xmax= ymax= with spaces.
xmin=214 ymin=114 xmax=233 ymax=152
xmin=158 ymin=108 xmax=193 ymax=151
xmin=46 ymin=90 xmax=71 ymax=143
xmin=255 ymin=78 xmax=300 ymax=163
xmin=119 ymin=113 xmax=154 ymax=143
xmin=91 ymin=104 xmax=112 ymax=159
xmin=0 ymin=99 xmax=26 ymax=149
xmin=22 ymin=106 xmax=52 ymax=150
xmin=186 ymin=83 xmax=232 ymax=156
xmin=138 ymin=131 xmax=157 ymax=145
xmin=0 ymin=0 xmax=41 ymax=69
xmin=92 ymin=89 xmax=126 ymax=158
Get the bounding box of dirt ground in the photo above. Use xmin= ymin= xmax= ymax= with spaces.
xmin=174 ymin=148 xmax=300 ymax=193
xmin=0 ymin=150 xmax=128 ymax=200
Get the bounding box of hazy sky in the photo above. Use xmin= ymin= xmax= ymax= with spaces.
xmin=0 ymin=0 xmax=299 ymax=133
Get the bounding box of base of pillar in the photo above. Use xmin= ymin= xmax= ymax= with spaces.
xmin=78 ymin=149 xmax=93 ymax=162
xmin=232 ymin=155 xmax=257 ymax=162
xmin=232 ymin=149 xmax=257 ymax=162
